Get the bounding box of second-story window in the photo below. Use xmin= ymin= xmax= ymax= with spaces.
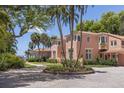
xmin=122 ymin=41 xmax=124 ymax=46
xmin=87 ymin=36 xmax=90 ymax=43
xmin=99 ymin=36 xmax=107 ymax=44
xmin=111 ymin=40 xmax=117 ymax=46
xmin=77 ymin=35 xmax=80 ymax=41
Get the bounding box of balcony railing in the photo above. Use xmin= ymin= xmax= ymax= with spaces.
xmin=99 ymin=43 xmax=108 ymax=50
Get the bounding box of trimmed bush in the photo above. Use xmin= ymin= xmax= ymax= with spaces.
xmin=84 ymin=58 xmax=117 ymax=66
xmin=27 ymin=57 xmax=49 ymax=62
xmin=27 ymin=57 xmax=39 ymax=62
xmin=47 ymin=59 xmax=58 ymax=63
xmin=0 ymin=53 xmax=25 ymax=71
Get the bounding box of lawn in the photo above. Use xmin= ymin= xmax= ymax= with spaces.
xmin=85 ymin=65 xmax=111 ymax=68
xmin=24 ymin=63 xmax=36 ymax=68
xmin=29 ymin=62 xmax=110 ymax=68
xmin=29 ymin=62 xmax=62 ymax=67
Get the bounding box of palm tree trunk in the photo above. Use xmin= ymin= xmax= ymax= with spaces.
xmin=37 ymin=44 xmax=41 ymax=62
xmin=77 ymin=6 xmax=83 ymax=63
xmin=70 ymin=5 xmax=74 ymax=62
xmin=57 ymin=16 xmax=67 ymax=62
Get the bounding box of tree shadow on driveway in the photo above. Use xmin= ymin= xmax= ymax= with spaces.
xmin=0 ymin=69 xmax=86 ymax=88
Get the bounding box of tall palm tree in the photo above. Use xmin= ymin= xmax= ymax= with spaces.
xmin=76 ymin=6 xmax=88 ymax=63
xmin=46 ymin=5 xmax=67 ymax=62
xmin=40 ymin=33 xmax=50 ymax=49
xmin=28 ymin=42 xmax=36 ymax=50
xmin=31 ymin=33 xmax=41 ymax=60
xmin=62 ymin=6 xmax=79 ymax=62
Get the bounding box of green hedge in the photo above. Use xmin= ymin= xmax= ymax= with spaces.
xmin=84 ymin=58 xmax=117 ymax=66
xmin=0 ymin=53 xmax=25 ymax=71
xmin=27 ymin=57 xmax=39 ymax=62
xmin=27 ymin=57 xmax=49 ymax=62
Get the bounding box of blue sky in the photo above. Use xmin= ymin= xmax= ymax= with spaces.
xmin=16 ymin=5 xmax=124 ymax=56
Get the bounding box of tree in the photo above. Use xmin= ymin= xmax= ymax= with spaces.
xmin=100 ymin=11 xmax=120 ymax=34
xmin=76 ymin=6 xmax=88 ymax=64
xmin=31 ymin=33 xmax=41 ymax=60
xmin=0 ymin=10 xmax=16 ymax=54
xmin=1 ymin=6 xmax=51 ymax=38
xmin=28 ymin=42 xmax=36 ymax=51
xmin=46 ymin=5 xmax=67 ymax=62
xmin=119 ymin=11 xmax=124 ymax=35
xmin=91 ymin=21 xmax=105 ymax=32
xmin=76 ymin=11 xmax=121 ymax=35
xmin=40 ymin=33 xmax=51 ymax=49
xmin=76 ymin=20 xmax=94 ymax=31
xmin=63 ymin=5 xmax=79 ymax=62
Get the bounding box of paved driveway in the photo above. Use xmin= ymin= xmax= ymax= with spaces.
xmin=0 ymin=67 xmax=124 ymax=88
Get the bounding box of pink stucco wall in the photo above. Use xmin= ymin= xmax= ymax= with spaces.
xmin=108 ymin=36 xmax=122 ymax=50
xmin=50 ymin=31 xmax=124 ymax=65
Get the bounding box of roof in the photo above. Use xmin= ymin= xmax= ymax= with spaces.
xmin=31 ymin=48 xmax=51 ymax=52
xmin=65 ymin=31 xmax=124 ymax=40
xmin=99 ymin=33 xmax=124 ymax=40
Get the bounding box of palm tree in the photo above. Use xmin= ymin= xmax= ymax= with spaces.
xmin=62 ymin=6 xmax=79 ymax=62
xmin=46 ymin=5 xmax=67 ymax=62
xmin=31 ymin=33 xmax=41 ymax=60
xmin=40 ymin=33 xmax=50 ymax=49
xmin=76 ymin=6 xmax=88 ymax=63
xmin=29 ymin=42 xmax=36 ymax=50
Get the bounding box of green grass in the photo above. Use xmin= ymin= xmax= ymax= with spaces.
xmin=24 ymin=63 xmax=36 ymax=68
xmin=29 ymin=62 xmax=62 ymax=67
xmin=85 ymin=64 xmax=111 ymax=68
xmin=29 ymin=62 xmax=111 ymax=68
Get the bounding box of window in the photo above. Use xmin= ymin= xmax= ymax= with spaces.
xmin=111 ymin=40 xmax=117 ymax=46
xmin=111 ymin=41 xmax=113 ymax=46
xmin=53 ymin=51 xmax=56 ymax=59
xmin=77 ymin=35 xmax=80 ymax=41
xmin=114 ymin=41 xmax=117 ymax=46
xmin=122 ymin=41 xmax=124 ymax=45
xmin=87 ymin=36 xmax=90 ymax=42
xmin=85 ymin=49 xmax=92 ymax=60
xmin=99 ymin=36 xmax=107 ymax=44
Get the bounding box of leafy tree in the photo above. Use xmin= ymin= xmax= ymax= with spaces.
xmin=0 ymin=10 xmax=16 ymax=54
xmin=76 ymin=20 xmax=94 ymax=31
xmin=1 ymin=6 xmax=51 ymax=38
xmin=119 ymin=11 xmax=124 ymax=35
xmin=91 ymin=21 xmax=105 ymax=32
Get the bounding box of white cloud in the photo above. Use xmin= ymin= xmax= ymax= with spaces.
xmin=28 ymin=27 xmax=44 ymax=34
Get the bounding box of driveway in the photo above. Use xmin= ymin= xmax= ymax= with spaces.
xmin=0 ymin=67 xmax=124 ymax=88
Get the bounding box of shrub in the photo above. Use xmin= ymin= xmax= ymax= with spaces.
xmin=47 ymin=59 xmax=58 ymax=63
xmin=0 ymin=53 xmax=25 ymax=71
xmin=84 ymin=58 xmax=117 ymax=66
xmin=27 ymin=57 xmax=39 ymax=62
xmin=27 ymin=57 xmax=49 ymax=62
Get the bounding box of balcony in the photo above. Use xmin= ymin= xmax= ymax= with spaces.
xmin=99 ymin=43 xmax=108 ymax=51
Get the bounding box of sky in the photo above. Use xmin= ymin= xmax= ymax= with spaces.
xmin=16 ymin=5 xmax=124 ymax=56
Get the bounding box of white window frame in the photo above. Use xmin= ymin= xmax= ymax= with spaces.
xmin=111 ymin=40 xmax=117 ymax=47
xmin=85 ymin=48 xmax=92 ymax=60
xmin=99 ymin=36 xmax=107 ymax=44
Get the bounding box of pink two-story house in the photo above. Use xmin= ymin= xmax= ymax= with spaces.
xmin=51 ymin=31 xmax=124 ymax=66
